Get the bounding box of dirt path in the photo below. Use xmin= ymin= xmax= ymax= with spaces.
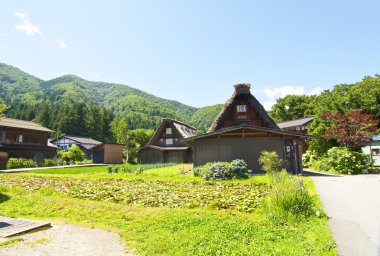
xmin=305 ymin=171 xmax=380 ymax=256
xmin=0 ymin=224 xmax=139 ymax=256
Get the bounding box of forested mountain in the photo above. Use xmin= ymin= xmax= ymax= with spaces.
xmin=0 ymin=63 xmax=219 ymax=140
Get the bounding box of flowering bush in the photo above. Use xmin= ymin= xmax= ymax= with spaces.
xmin=325 ymin=147 xmax=373 ymax=174
xmin=194 ymin=159 xmax=252 ymax=180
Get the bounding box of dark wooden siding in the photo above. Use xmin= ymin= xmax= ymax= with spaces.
xmin=220 ymin=98 xmax=266 ymax=129
xmin=1 ymin=127 xmax=49 ymax=145
xmin=194 ymin=137 xmax=284 ymax=172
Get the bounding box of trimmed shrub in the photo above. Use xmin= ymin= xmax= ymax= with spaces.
xmin=194 ymin=159 xmax=251 ymax=180
xmin=258 ymin=151 xmax=282 ymax=174
xmin=7 ymin=158 xmax=38 ymax=169
xmin=42 ymin=158 xmax=58 ymax=167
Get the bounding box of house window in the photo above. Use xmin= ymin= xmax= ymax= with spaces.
xmin=166 ymin=138 xmax=173 ymax=145
xmin=166 ymin=128 xmax=172 ymax=135
xmin=237 ymin=105 xmax=247 ymax=113
xmin=372 ymin=149 xmax=380 ymax=155
xmin=16 ymin=135 xmax=23 ymax=143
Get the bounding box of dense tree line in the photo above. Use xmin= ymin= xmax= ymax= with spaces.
xmin=269 ymin=75 xmax=380 ymax=155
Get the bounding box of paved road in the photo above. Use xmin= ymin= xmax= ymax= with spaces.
xmin=305 ymin=171 xmax=380 ymax=256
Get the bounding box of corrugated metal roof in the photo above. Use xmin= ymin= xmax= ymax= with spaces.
xmin=0 ymin=117 xmax=53 ymax=132
xmin=147 ymin=145 xmax=189 ymax=151
xmin=60 ymin=135 xmax=102 ymax=145
xmin=277 ymin=117 xmax=314 ymax=129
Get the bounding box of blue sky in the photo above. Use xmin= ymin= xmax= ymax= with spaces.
xmin=1 ymin=1 xmax=379 ymax=109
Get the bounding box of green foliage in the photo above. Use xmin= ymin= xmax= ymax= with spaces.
xmin=302 ymin=150 xmax=317 ymax=168
xmin=58 ymin=145 xmax=86 ymax=163
xmin=6 ymin=158 xmax=38 ymax=169
xmin=320 ymin=147 xmax=373 ymax=174
xmin=41 ymin=158 xmax=58 ymax=167
xmin=265 ymin=171 xmax=316 ymax=218
xmin=258 ymin=151 xmax=282 ymax=174
xmin=190 ymin=104 xmax=223 ymax=133
xmin=270 ymin=95 xmax=317 ymax=122
xmin=194 ymin=159 xmax=252 ymax=180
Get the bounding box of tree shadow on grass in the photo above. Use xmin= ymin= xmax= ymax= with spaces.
xmin=0 ymin=193 xmax=10 ymax=204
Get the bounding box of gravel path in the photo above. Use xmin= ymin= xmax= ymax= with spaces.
xmin=0 ymin=224 xmax=139 ymax=256
xmin=306 ymin=171 xmax=380 ymax=256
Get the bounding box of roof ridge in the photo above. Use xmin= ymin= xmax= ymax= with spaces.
xmin=162 ymin=118 xmax=197 ymax=130
xmin=277 ymin=116 xmax=315 ymax=124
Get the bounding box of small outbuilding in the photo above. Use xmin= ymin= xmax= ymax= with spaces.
xmin=362 ymin=135 xmax=380 ymax=166
xmin=138 ymin=118 xmax=197 ymax=164
xmin=51 ymin=135 xmax=124 ymax=164
xmin=183 ymin=83 xmax=308 ymax=174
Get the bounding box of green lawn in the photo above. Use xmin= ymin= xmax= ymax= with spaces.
xmin=0 ymin=164 xmax=337 ymax=255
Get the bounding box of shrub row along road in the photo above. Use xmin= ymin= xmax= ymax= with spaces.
xmin=306 ymin=171 xmax=380 ymax=256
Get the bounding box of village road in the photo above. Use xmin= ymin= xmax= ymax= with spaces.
xmin=305 ymin=171 xmax=380 ymax=256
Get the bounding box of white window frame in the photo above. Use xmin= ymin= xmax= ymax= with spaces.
xmin=16 ymin=134 xmax=23 ymax=143
xmin=165 ymin=138 xmax=173 ymax=145
xmin=166 ymin=128 xmax=172 ymax=135
xmin=237 ymin=105 xmax=247 ymax=113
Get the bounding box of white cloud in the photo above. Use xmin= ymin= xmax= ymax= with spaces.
xmin=307 ymin=86 xmax=323 ymax=96
xmin=14 ymin=11 xmax=41 ymax=36
xmin=263 ymin=85 xmax=305 ymax=99
xmin=93 ymin=72 xmax=99 ymax=77
xmin=59 ymin=40 xmax=67 ymax=48
xmin=259 ymin=85 xmax=324 ymax=111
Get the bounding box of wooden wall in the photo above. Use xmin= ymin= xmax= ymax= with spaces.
xmin=1 ymin=127 xmax=49 ymax=145
xmin=193 ymin=137 xmax=285 ymax=172
xmin=220 ymin=99 xmax=266 ymax=129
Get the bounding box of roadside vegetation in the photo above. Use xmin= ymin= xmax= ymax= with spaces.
xmin=0 ymin=155 xmax=337 ymax=255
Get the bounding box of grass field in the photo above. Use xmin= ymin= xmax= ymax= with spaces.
xmin=0 ymin=164 xmax=337 ymax=255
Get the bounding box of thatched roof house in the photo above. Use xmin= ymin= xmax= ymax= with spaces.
xmin=184 ymin=83 xmax=307 ymax=174
xmin=138 ymin=118 xmax=197 ymax=164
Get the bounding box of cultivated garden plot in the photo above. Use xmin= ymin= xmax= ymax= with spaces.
xmin=0 ymin=164 xmax=337 ymax=256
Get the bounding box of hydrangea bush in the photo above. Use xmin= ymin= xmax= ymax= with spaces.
xmin=194 ymin=159 xmax=252 ymax=180
xmin=325 ymin=147 xmax=373 ymax=174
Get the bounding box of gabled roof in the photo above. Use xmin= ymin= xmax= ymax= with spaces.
xmin=0 ymin=117 xmax=53 ymax=132
xmin=208 ymin=84 xmax=279 ymax=132
xmin=184 ymin=124 xmax=309 ymax=142
xmin=277 ymin=117 xmax=315 ymax=129
xmin=140 ymin=145 xmax=189 ymax=151
xmin=51 ymin=135 xmax=102 ymax=145
xmin=146 ymin=118 xmax=197 ymax=146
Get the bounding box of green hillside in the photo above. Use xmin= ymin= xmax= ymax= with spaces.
xmin=0 ymin=63 xmax=220 ymax=134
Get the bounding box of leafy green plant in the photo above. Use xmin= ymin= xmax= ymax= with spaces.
xmin=265 ymin=171 xmax=315 ymax=218
xmin=302 ymin=150 xmax=317 ymax=168
xmin=258 ymin=151 xmax=282 ymax=174
xmin=57 ymin=145 xmax=86 ymax=163
xmin=6 ymin=158 xmax=38 ymax=169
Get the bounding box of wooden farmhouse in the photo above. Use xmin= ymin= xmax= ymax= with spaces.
xmin=183 ymin=84 xmax=308 ymax=174
xmin=0 ymin=117 xmax=57 ymax=163
xmin=50 ymin=135 xmax=123 ymax=164
xmin=138 ymin=118 xmax=197 ymax=164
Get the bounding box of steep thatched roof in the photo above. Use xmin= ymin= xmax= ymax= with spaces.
xmin=146 ymin=118 xmax=197 ymax=146
xmin=208 ymin=84 xmax=280 ymax=132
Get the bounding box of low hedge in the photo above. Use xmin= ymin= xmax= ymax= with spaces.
xmin=7 ymin=158 xmax=38 ymax=169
